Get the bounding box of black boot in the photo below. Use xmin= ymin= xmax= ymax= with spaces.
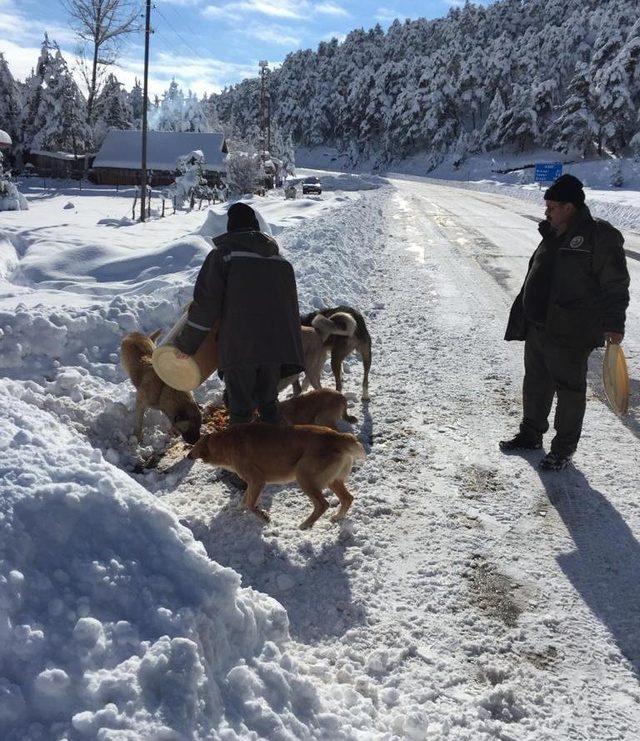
xmin=539 ymin=451 xmax=572 ymax=471
xmin=499 ymin=433 xmax=542 ymax=452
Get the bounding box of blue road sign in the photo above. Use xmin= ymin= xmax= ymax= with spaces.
xmin=535 ymin=162 xmax=563 ymax=183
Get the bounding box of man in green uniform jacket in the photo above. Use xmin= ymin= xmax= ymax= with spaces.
xmin=501 ymin=174 xmax=630 ymax=470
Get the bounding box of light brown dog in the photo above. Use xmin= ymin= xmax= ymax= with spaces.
xmin=279 ymin=389 xmax=357 ymax=430
xmin=280 ymin=312 xmax=358 ymax=395
xmin=188 ymin=423 xmax=365 ymax=529
xmin=121 ymin=331 xmax=202 ymax=444
xmin=302 ymin=307 xmax=372 ymax=401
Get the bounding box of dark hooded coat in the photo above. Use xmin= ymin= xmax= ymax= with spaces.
xmin=175 ymin=230 xmax=304 ymax=375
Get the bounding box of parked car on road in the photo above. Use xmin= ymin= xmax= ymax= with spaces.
xmin=302 ymin=178 xmax=322 ymax=195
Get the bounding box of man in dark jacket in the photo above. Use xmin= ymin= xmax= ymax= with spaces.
xmin=500 ymin=174 xmax=630 ymax=470
xmin=175 ymin=202 xmax=304 ymax=424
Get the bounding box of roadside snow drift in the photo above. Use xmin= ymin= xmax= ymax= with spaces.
xmin=0 ymin=179 xmax=384 ymax=739
xmin=0 ymin=385 xmax=321 ymax=740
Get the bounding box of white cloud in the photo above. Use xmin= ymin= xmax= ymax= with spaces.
xmin=113 ymin=49 xmax=259 ymax=96
xmin=0 ymin=39 xmax=44 ymax=81
xmin=0 ymin=1 xmax=78 ymax=49
xmin=246 ymin=23 xmax=301 ymax=47
xmin=203 ymin=0 xmax=348 ymax=22
xmin=204 ymin=0 xmax=302 ymax=20
xmin=315 ymin=2 xmax=349 ymax=17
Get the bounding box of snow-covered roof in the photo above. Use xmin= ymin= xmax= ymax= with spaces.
xmin=31 ymin=150 xmax=95 ymax=161
xmin=93 ymin=130 xmax=227 ymax=172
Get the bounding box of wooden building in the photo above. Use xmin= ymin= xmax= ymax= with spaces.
xmin=89 ymin=130 xmax=228 ymax=186
xmin=27 ymin=150 xmax=96 ymax=179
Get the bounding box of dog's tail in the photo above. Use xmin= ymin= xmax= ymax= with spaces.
xmin=311 ymin=312 xmax=357 ymax=340
xmin=341 ymin=434 xmax=366 ymax=461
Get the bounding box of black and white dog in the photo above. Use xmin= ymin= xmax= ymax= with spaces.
xmin=300 ymin=306 xmax=372 ymax=401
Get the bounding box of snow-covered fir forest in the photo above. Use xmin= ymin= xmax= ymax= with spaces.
xmin=1 ymin=0 xmax=639 ymax=167
xmin=215 ymin=0 xmax=640 ymax=166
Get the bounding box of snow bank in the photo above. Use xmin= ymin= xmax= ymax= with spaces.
xmin=0 ymin=181 xmax=28 ymax=212
xmin=0 ymin=384 xmax=322 ymax=740
xmin=0 ymin=180 xmax=389 ymax=736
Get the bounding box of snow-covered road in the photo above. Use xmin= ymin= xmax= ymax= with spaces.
xmin=157 ymin=179 xmax=640 ymax=738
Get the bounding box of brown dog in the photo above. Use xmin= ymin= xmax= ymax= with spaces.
xmin=121 ymin=331 xmax=202 ymax=444
xmin=279 ymin=389 xmax=357 ymax=430
xmin=188 ymin=423 xmax=365 ymax=529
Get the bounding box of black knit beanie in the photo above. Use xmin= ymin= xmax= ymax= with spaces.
xmin=227 ymin=202 xmax=260 ymax=232
xmin=544 ymin=174 xmax=585 ymax=206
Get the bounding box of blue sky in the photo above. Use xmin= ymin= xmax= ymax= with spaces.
xmin=0 ymin=0 xmax=493 ymax=96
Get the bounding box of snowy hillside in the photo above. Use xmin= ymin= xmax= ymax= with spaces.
xmin=215 ymin=0 xmax=640 ymax=167
xmin=1 ymin=173 xmax=640 ymax=738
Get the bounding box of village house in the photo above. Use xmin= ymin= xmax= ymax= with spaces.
xmin=89 ymin=130 xmax=228 ymax=186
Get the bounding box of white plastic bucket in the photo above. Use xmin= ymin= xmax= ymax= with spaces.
xmin=152 ymin=311 xmax=219 ymax=392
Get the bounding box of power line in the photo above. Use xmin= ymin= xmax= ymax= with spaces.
xmin=153 ymin=6 xmax=215 ymax=70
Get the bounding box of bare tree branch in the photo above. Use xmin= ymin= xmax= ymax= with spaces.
xmin=63 ymin=0 xmax=141 ymax=124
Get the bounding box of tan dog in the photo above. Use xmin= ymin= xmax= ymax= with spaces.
xmin=279 ymin=389 xmax=357 ymax=430
xmin=280 ymin=312 xmax=358 ymax=395
xmin=121 ymin=331 xmax=202 ymax=444
xmin=188 ymin=423 xmax=365 ymax=529
xmin=302 ymin=307 xmax=372 ymax=401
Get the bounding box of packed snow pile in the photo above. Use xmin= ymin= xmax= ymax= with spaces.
xmin=0 ymin=384 xmax=322 ymax=740
xmin=0 ymin=176 xmax=28 ymax=212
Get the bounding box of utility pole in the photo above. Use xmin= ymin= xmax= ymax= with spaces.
xmin=259 ymin=60 xmax=269 ymax=158
xmin=267 ymin=93 xmax=272 ymax=155
xmin=140 ymin=0 xmax=152 ymax=222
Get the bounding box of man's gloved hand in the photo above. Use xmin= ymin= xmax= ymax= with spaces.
xmin=605 ymin=331 xmax=624 ymax=344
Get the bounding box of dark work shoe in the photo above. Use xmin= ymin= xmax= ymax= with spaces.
xmin=499 ymin=433 xmax=542 ymax=452
xmin=539 ymin=452 xmax=572 ymax=471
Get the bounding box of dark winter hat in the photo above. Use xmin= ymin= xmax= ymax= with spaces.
xmin=544 ymin=174 xmax=585 ymax=206
xmin=227 ymin=202 xmax=260 ymax=232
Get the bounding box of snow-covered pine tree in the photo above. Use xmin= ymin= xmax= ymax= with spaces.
xmin=21 ymin=34 xmax=55 ymax=153
xmin=495 ymin=84 xmax=538 ymax=152
xmin=226 ymin=146 xmax=261 ymax=196
xmin=481 ymin=89 xmax=506 ymax=151
xmin=93 ymin=73 xmax=133 ymax=145
xmin=21 ymin=37 xmax=91 ymax=155
xmin=591 ymin=19 xmax=640 ymax=154
xmin=0 ymin=54 xmax=21 ymax=159
xmin=182 ymin=91 xmax=208 ymax=133
xmin=551 ymin=64 xmax=599 ymax=155
xmin=128 ymin=79 xmax=144 ymax=126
